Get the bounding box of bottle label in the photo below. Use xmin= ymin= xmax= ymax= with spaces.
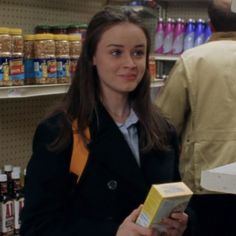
xmin=0 ymin=57 xmax=10 ymax=81
xmin=24 ymin=59 xmax=35 ymax=80
xmin=14 ymin=197 xmax=25 ymax=231
xmin=56 ymin=58 xmax=70 ymax=79
xmin=0 ymin=200 xmax=14 ymax=234
xmin=70 ymin=58 xmax=79 ymax=79
xmin=47 ymin=59 xmax=57 ymax=79
xmin=9 ymin=57 xmax=24 ymax=81
xmin=34 ymin=59 xmax=47 ymax=79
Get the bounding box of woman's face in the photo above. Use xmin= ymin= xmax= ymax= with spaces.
xmin=93 ymin=22 xmax=147 ymax=98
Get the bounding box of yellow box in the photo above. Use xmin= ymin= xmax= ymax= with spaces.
xmin=136 ymin=182 xmax=193 ymax=231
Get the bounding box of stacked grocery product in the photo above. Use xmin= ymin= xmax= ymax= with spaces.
xmin=0 ymin=27 xmax=24 ymax=87
xmin=0 ymin=24 xmax=86 ymax=87
xmin=154 ymin=18 xmax=212 ymax=55
xmin=0 ymin=165 xmax=25 ymax=236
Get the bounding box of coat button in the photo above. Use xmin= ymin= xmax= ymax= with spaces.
xmin=107 ymin=180 xmax=118 ymax=190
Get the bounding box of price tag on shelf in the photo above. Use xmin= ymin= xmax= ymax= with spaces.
xmin=8 ymin=88 xmax=23 ymax=97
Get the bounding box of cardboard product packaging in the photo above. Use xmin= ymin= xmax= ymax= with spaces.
xmin=136 ymin=182 xmax=193 ymax=232
xmin=201 ymin=162 xmax=236 ymax=194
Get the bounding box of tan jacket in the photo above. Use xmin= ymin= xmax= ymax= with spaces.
xmin=156 ymin=32 xmax=236 ymax=194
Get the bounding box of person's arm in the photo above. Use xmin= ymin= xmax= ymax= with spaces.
xmin=156 ymin=58 xmax=190 ymax=136
xmin=20 ymin=118 xmax=119 ymax=236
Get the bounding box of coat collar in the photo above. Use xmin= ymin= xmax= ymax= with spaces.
xmin=208 ymin=32 xmax=236 ymax=42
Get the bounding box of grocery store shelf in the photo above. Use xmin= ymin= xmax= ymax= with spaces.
xmin=0 ymin=80 xmax=163 ymax=99
xmin=0 ymin=84 xmax=69 ymax=99
xmin=153 ymin=54 xmax=180 ymax=61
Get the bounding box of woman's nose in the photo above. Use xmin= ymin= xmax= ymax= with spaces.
xmin=123 ymin=54 xmax=136 ymax=68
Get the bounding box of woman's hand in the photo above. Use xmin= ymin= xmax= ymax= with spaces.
xmin=160 ymin=212 xmax=188 ymax=236
xmin=116 ymin=205 xmax=159 ymax=236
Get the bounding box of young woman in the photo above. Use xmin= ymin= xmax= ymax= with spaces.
xmin=21 ymin=8 xmax=188 ymax=236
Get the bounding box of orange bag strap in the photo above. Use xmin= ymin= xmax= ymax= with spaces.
xmin=70 ymin=120 xmax=91 ymax=183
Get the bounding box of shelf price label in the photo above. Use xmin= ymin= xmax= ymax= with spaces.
xmin=7 ymin=88 xmax=22 ymax=97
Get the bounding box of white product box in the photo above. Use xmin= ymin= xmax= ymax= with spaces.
xmin=201 ymin=162 xmax=236 ymax=194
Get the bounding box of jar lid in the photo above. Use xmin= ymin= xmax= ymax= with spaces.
xmin=35 ymin=24 xmax=51 ymax=30
xmin=35 ymin=33 xmax=54 ymax=40
xmin=4 ymin=164 xmax=12 ymax=172
xmin=9 ymin=28 xmax=22 ymax=35
xmin=67 ymin=24 xmax=80 ymax=29
xmin=54 ymin=34 xmax=68 ymax=41
xmin=0 ymin=27 xmax=9 ymax=34
xmin=24 ymin=34 xmax=35 ymax=41
xmin=68 ymin=34 xmax=81 ymax=41
xmin=51 ymin=25 xmax=68 ymax=30
xmin=78 ymin=24 xmax=88 ymax=29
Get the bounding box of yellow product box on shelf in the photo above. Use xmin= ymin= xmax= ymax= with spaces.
xmin=136 ymin=182 xmax=193 ymax=232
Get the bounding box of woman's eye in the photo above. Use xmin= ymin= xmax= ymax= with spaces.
xmin=133 ymin=50 xmax=145 ymax=57
xmin=111 ymin=49 xmax=122 ymax=56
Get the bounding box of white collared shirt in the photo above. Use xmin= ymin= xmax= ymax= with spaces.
xmin=116 ymin=109 xmax=140 ymax=165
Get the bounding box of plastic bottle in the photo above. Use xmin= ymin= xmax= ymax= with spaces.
xmin=154 ymin=18 xmax=165 ymax=54
xmin=184 ymin=19 xmax=195 ymax=51
xmin=194 ymin=19 xmax=206 ymax=47
xmin=0 ymin=174 xmax=14 ymax=235
xmin=163 ymin=18 xmax=174 ymax=54
xmin=172 ymin=18 xmax=184 ymax=55
xmin=11 ymin=171 xmax=24 ymax=236
xmin=204 ymin=21 xmax=212 ymax=43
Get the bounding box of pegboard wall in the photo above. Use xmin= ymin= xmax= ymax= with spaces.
xmin=0 ymin=0 xmax=104 ymax=33
xmin=0 ymin=0 xmax=208 ymax=170
xmin=0 ymin=95 xmax=64 ymax=169
xmin=166 ymin=2 xmax=208 ymax=20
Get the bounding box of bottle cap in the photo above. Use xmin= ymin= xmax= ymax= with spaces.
xmin=4 ymin=164 xmax=12 ymax=172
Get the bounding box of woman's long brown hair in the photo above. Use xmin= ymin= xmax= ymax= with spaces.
xmin=50 ymin=7 xmax=171 ymax=152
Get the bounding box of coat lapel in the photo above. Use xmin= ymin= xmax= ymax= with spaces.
xmin=89 ymin=103 xmax=147 ymax=193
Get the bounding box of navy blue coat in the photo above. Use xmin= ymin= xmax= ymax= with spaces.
xmin=20 ymin=104 xmax=181 ymax=236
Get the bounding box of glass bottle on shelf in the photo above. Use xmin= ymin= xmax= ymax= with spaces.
xmin=0 ymin=174 xmax=14 ymax=235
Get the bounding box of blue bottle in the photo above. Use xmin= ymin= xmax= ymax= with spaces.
xmin=184 ymin=19 xmax=195 ymax=51
xmin=194 ymin=19 xmax=206 ymax=47
xmin=204 ymin=21 xmax=212 ymax=43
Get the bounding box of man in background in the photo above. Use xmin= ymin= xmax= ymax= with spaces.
xmin=156 ymin=0 xmax=236 ymax=235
